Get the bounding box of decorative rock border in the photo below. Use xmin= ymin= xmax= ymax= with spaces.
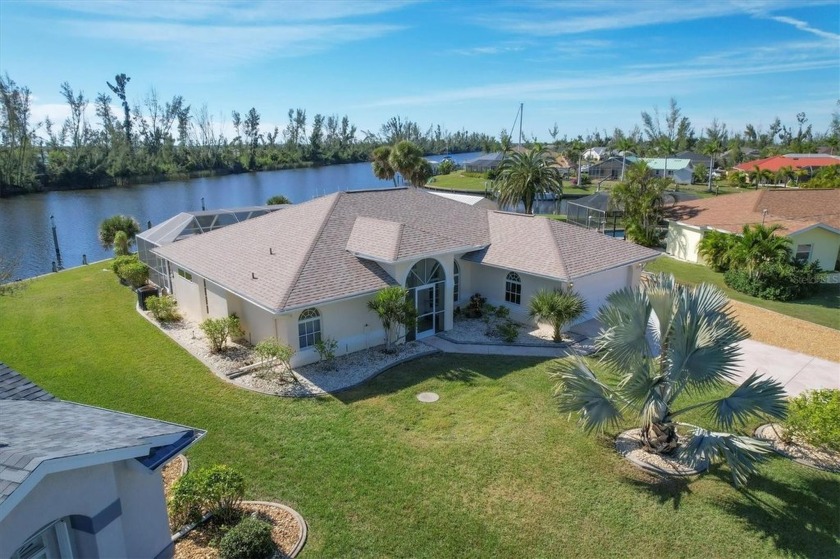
xmin=243 ymin=501 xmax=308 ymax=558
xmin=754 ymin=423 xmax=840 ymax=473
xmin=615 ymin=429 xmax=709 ymax=477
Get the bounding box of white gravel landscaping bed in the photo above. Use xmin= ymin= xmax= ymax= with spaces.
xmin=443 ymin=317 xmax=583 ymax=347
xmin=144 ymin=310 xmax=435 ymax=396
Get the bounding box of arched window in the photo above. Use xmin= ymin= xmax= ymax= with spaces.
xmin=406 ymin=258 xmax=446 ymax=339
xmin=505 ymin=272 xmax=521 ymax=305
xmin=298 ymin=308 xmax=321 ymax=349
xmin=12 ymin=518 xmax=74 ymax=559
xmin=453 ymin=260 xmax=460 ymax=303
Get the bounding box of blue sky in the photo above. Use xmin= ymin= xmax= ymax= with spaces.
xmin=1 ymin=0 xmax=838 ymax=142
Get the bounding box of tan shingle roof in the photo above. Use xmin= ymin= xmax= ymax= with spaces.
xmin=155 ymin=188 xmax=660 ymax=312
xmin=665 ymin=189 xmax=840 ymax=234
xmin=462 ymin=212 xmax=659 ymax=280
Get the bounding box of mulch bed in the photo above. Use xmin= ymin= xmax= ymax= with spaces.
xmin=754 ymin=423 xmax=840 ymax=473
xmin=162 ymin=458 xmax=304 ymax=558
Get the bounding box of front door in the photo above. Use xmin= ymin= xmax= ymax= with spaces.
xmin=415 ymin=284 xmax=436 ymax=339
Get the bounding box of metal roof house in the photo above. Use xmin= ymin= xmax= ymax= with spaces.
xmin=148 ymin=188 xmax=659 ymax=366
xmin=640 ymin=158 xmax=694 ymax=185
xmin=463 ymin=152 xmax=505 ymax=172
xmin=0 ymin=363 xmax=204 ymax=559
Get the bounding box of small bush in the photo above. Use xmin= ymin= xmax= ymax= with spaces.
xmin=315 ymin=337 xmax=338 ymax=368
xmin=200 ymin=315 xmax=244 ymax=353
xmin=465 ymin=293 xmax=486 ymax=318
xmin=437 ymin=159 xmax=455 ymax=175
xmin=724 ymin=260 xmax=824 ymax=301
xmin=146 ymin=294 xmax=181 ymax=322
xmin=784 ymin=389 xmax=840 ymax=452
xmin=168 ymin=465 xmax=246 ymax=528
xmin=497 ymin=320 xmax=519 ymax=343
xmin=219 ymin=516 xmax=275 ymax=559
xmin=254 ymin=338 xmax=297 ymax=383
xmin=111 ymin=254 xmax=149 ymax=288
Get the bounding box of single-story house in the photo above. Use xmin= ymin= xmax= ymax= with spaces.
xmin=586 ymin=156 xmax=638 ymax=180
xmin=641 ymin=158 xmax=694 ymax=185
xmin=0 ymin=363 xmax=204 ymax=559
xmin=675 ymin=150 xmax=712 ymax=167
xmin=664 ymin=188 xmax=840 ymax=270
xmin=733 ymin=154 xmax=840 ymax=183
xmin=148 ymin=188 xmax=659 ymax=366
xmin=463 ymin=152 xmax=505 ymax=173
xmin=582 ymin=147 xmax=609 ymax=161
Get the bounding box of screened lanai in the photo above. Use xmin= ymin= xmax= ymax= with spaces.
xmin=137 ymin=206 xmax=284 ymax=291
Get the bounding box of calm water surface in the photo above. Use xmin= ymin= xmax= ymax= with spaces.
xmin=0 ymin=153 xmax=482 ymax=279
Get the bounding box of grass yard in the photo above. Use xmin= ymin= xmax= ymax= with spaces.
xmin=0 ymin=266 xmax=838 ymax=558
xmin=646 ymin=257 xmax=840 ymax=331
xmin=428 ymin=170 xmax=591 ymax=196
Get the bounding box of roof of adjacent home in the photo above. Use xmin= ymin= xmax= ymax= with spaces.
xmin=641 ymin=158 xmax=693 ymax=170
xmin=0 ymin=363 xmax=204 ymax=518
xmin=154 ymin=188 xmax=660 ymax=313
xmin=734 ymin=154 xmax=840 ymax=173
xmin=664 ymin=188 xmax=840 ymax=234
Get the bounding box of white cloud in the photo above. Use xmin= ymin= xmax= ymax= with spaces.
xmin=767 ymin=15 xmax=840 ymax=40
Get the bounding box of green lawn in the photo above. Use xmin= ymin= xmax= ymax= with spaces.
xmin=646 ymin=257 xmax=840 ymax=330
xmin=428 ymin=170 xmax=591 ymax=196
xmin=0 ymin=266 xmax=838 ymax=557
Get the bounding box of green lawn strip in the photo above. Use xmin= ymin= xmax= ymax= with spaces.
xmin=427 ymin=170 xmax=590 ymax=196
xmin=0 ymin=265 xmax=837 ymax=557
xmin=646 ymin=257 xmax=840 ymax=330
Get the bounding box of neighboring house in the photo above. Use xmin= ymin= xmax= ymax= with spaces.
xmin=664 ymin=189 xmax=840 ymax=270
xmin=586 ymin=156 xmax=638 ymax=180
xmin=675 ymin=150 xmax=712 ymax=167
xmin=148 ymin=188 xmax=659 ymax=366
xmin=582 ymin=147 xmax=609 ymax=161
xmin=464 ymin=152 xmax=505 ymax=173
xmin=0 ymin=362 xmax=204 ymax=559
xmin=641 ymin=158 xmax=694 ymax=184
xmin=567 ymin=191 xmax=699 ymax=235
xmin=733 ymin=154 xmax=840 ymax=178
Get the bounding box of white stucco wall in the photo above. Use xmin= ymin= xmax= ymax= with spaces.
xmin=0 ymin=461 xmax=171 ymax=559
xmin=204 ymin=280 xmax=229 ymax=319
xmin=572 ymin=265 xmax=637 ymax=320
xmin=171 ymin=271 xmax=203 ymax=323
xmin=665 ymin=222 xmax=704 ymax=263
xmin=788 ymin=227 xmax=840 ymax=271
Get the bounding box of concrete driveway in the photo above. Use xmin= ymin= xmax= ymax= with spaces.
xmin=734 ymin=339 xmax=839 ymax=396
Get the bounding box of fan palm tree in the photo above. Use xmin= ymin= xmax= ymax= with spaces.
xmin=388 ymin=140 xmax=424 ymax=187
xmin=528 ymin=288 xmax=587 ymax=342
xmin=729 ymin=223 xmax=791 ymax=277
xmin=552 ymin=273 xmax=786 ymax=486
xmin=702 ymin=139 xmax=723 ymax=192
xmin=496 ymin=147 xmax=562 ymax=214
xmin=371 ymin=145 xmax=396 ymax=186
xmin=697 ymin=230 xmax=737 ymax=272
xmin=98 ymin=214 xmax=140 ymax=250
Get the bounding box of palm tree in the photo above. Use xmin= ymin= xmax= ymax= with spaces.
xmin=748 ymin=165 xmax=772 ymax=189
xmin=609 ymin=161 xmax=669 ymax=247
xmin=729 ymin=223 xmax=791 ymax=277
xmin=697 ymin=230 xmax=736 ymax=272
xmin=775 ymin=165 xmax=795 ymax=187
xmin=388 ymin=140 xmax=425 ymax=187
xmin=702 ymin=139 xmax=722 ymax=192
xmin=496 ymin=147 xmax=562 ymax=214
xmin=552 ymin=273 xmax=786 ymax=486
xmin=614 ymin=137 xmax=636 ymax=181
xmin=98 ymin=214 xmax=140 ymax=250
xmin=371 ymin=145 xmax=396 ymax=186
xmin=528 ymin=288 xmax=587 ymax=342
xmin=405 ymin=159 xmax=433 ymax=188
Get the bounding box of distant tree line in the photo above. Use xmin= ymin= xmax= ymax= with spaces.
xmin=0 ymin=73 xmax=495 ymax=196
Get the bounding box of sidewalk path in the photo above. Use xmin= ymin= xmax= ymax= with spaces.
xmin=422 ymin=334 xmax=839 ymax=397
xmin=734 ymin=339 xmax=839 ymax=396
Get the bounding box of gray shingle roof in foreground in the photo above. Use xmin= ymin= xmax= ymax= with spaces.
xmin=0 ymin=363 xmax=55 ymax=401
xmin=154 ymin=188 xmax=660 ymax=311
xmin=0 ymin=366 xmax=204 ymax=512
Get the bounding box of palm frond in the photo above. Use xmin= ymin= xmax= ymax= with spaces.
xmin=702 ymin=373 xmax=788 ymax=430
xmin=596 ymin=288 xmax=653 ymax=371
xmin=551 ymin=358 xmax=624 ymax=433
xmin=677 ymin=427 xmax=773 ymax=487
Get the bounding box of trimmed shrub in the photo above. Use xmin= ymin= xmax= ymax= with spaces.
xmin=724 ymin=260 xmax=824 ymax=301
xmin=146 ymin=294 xmax=181 ymax=322
xmin=111 ymin=254 xmax=149 ymax=288
xmin=497 ymin=320 xmax=519 ymax=343
xmin=219 ymin=516 xmax=275 ymax=559
xmin=200 ymin=315 xmax=244 ymax=353
xmin=168 ymin=465 xmax=246 ymax=528
xmin=784 ymin=389 xmax=840 ymax=452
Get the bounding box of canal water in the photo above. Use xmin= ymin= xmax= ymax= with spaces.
xmin=0 ymin=152 xmax=572 ymax=280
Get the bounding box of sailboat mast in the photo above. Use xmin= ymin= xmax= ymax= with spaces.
xmin=518 ymin=103 xmax=524 ymax=147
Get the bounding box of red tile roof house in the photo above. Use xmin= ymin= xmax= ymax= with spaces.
xmin=663 ymin=189 xmax=840 ymax=271
xmin=733 ymin=154 xmax=840 ymax=184
xmin=0 ymin=363 xmax=204 ymax=559
xmin=143 ymin=188 xmax=659 ymax=366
